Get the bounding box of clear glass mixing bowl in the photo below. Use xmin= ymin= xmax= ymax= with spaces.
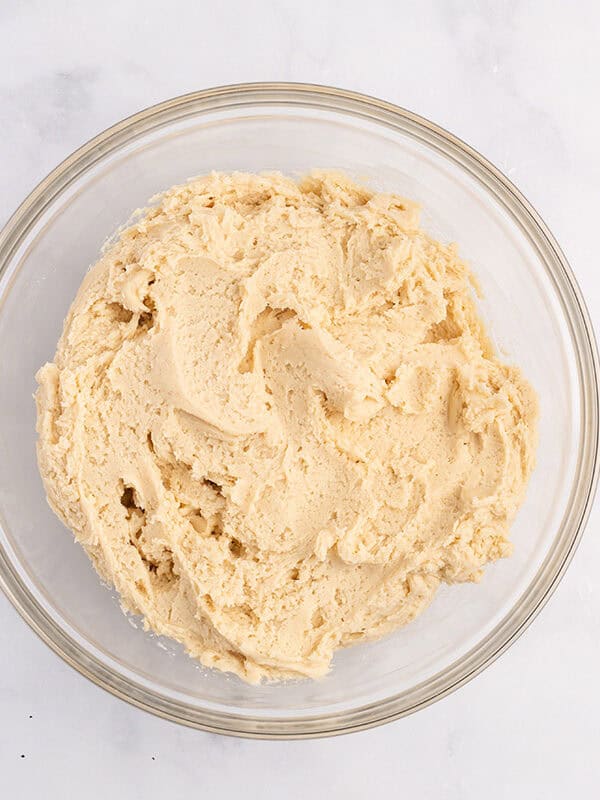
xmin=0 ymin=83 xmax=597 ymax=738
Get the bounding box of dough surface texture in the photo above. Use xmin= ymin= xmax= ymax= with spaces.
xmin=36 ymin=171 xmax=538 ymax=682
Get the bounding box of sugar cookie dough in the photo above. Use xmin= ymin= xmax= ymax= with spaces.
xmin=35 ymin=171 xmax=538 ymax=682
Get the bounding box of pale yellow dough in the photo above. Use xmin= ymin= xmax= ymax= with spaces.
xmin=36 ymin=171 xmax=538 ymax=682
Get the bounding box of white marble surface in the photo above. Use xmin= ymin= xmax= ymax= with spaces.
xmin=1 ymin=0 xmax=599 ymax=795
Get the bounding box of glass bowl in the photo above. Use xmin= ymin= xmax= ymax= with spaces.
xmin=0 ymin=83 xmax=597 ymax=739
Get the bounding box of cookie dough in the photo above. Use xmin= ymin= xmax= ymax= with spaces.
xmin=36 ymin=171 xmax=538 ymax=682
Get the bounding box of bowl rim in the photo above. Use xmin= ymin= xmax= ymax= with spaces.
xmin=0 ymin=81 xmax=598 ymax=739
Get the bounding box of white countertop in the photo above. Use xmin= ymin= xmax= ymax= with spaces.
xmin=1 ymin=1 xmax=599 ymax=795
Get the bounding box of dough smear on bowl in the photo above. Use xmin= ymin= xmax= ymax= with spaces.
xmin=35 ymin=171 xmax=538 ymax=682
